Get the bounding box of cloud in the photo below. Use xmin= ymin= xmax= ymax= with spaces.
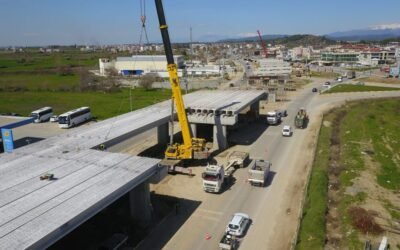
xmin=238 ymin=32 xmax=257 ymax=37
xmin=369 ymin=23 xmax=400 ymax=30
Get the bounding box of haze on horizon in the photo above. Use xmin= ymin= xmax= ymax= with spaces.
xmin=1 ymin=0 xmax=400 ymax=46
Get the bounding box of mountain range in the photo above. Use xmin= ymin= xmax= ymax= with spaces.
xmin=215 ymin=25 xmax=400 ymax=43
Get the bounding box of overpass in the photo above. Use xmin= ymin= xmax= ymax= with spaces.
xmin=0 ymin=90 xmax=266 ymax=249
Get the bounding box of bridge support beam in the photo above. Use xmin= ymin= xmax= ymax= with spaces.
xmin=129 ymin=182 xmax=152 ymax=227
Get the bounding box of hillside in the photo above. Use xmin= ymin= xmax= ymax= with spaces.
xmin=219 ymin=34 xmax=337 ymax=48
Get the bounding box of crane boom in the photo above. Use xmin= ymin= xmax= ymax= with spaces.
xmin=155 ymin=0 xmax=207 ymax=160
xmin=257 ymin=30 xmax=268 ymax=58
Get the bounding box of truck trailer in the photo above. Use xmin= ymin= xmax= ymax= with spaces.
xmin=247 ymin=159 xmax=271 ymax=187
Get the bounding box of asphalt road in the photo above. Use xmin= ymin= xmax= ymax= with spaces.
xmin=136 ymin=80 xmax=400 ymax=250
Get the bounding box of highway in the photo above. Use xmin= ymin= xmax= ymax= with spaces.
xmin=136 ymin=79 xmax=400 ymax=250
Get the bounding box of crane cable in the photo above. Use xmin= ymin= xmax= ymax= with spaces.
xmin=134 ymin=0 xmax=157 ymax=72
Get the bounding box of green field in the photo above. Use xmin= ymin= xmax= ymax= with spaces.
xmin=296 ymin=112 xmax=333 ymax=250
xmin=0 ymin=74 xmax=80 ymax=91
xmin=0 ymin=88 xmax=171 ymax=120
xmin=325 ymin=84 xmax=400 ymax=93
xmin=296 ymin=98 xmax=400 ymax=249
xmin=0 ymin=49 xmax=131 ymax=91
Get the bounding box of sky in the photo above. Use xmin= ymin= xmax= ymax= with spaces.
xmin=1 ymin=0 xmax=400 ymax=46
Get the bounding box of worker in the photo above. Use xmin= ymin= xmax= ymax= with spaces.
xmin=99 ymin=144 xmax=106 ymax=151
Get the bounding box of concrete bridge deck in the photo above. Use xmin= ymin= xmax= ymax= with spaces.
xmin=0 ymin=90 xmax=266 ymax=249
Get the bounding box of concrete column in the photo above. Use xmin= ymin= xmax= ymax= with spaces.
xmin=250 ymin=102 xmax=260 ymax=120
xmin=190 ymin=123 xmax=197 ymax=138
xmin=213 ymin=124 xmax=227 ymax=150
xmin=129 ymin=182 xmax=152 ymax=227
xmin=157 ymin=123 xmax=169 ymax=145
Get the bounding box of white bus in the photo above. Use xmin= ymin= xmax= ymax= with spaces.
xmin=30 ymin=107 xmax=53 ymax=123
xmin=58 ymin=107 xmax=91 ymax=129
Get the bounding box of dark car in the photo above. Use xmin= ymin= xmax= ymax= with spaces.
xmin=312 ymin=88 xmax=318 ymax=92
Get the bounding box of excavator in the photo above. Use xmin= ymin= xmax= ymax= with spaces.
xmin=155 ymin=0 xmax=209 ymax=160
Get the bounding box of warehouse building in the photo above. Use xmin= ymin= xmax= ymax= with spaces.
xmin=99 ymin=55 xmax=184 ymax=76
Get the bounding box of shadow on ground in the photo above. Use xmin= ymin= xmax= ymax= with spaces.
xmin=48 ymin=192 xmax=200 ymax=250
xmin=228 ymin=120 xmax=268 ymax=145
xmin=136 ymin=194 xmax=201 ymax=250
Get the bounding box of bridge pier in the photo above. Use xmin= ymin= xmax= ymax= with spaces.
xmin=129 ymin=182 xmax=152 ymax=227
xmin=157 ymin=123 xmax=169 ymax=145
xmin=213 ymin=124 xmax=227 ymax=151
xmin=190 ymin=123 xmax=197 ymax=138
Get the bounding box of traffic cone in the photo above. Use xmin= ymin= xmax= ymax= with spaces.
xmin=205 ymin=233 xmax=212 ymax=240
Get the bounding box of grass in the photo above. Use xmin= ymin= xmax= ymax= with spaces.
xmin=296 ymin=113 xmax=334 ymax=250
xmin=358 ymin=76 xmax=400 ymax=84
xmin=346 ymin=67 xmax=379 ymax=72
xmin=0 ymin=74 xmax=80 ymax=91
xmin=310 ymin=71 xmax=340 ymax=78
xmin=0 ymin=88 xmax=171 ymax=120
xmin=324 ymin=84 xmax=400 ymax=93
xmin=383 ymin=199 xmax=400 ymax=221
xmin=297 ymin=98 xmax=400 ymax=249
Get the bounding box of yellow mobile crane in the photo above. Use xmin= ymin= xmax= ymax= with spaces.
xmin=155 ymin=0 xmax=209 ymax=160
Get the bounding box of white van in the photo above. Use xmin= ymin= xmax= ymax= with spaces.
xmin=225 ymin=213 xmax=250 ymax=236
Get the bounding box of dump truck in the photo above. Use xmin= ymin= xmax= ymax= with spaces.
xmin=247 ymin=159 xmax=271 ymax=187
xmin=219 ymin=232 xmax=239 ymax=250
xmin=294 ymin=108 xmax=308 ymax=129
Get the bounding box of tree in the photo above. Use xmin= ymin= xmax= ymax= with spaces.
xmin=138 ymin=73 xmax=158 ymax=90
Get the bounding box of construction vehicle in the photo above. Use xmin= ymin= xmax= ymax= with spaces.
xmin=202 ymin=151 xmax=249 ymax=193
xmin=202 ymin=164 xmax=226 ymax=193
xmin=227 ymin=151 xmax=249 ymax=168
xmin=294 ymin=108 xmax=308 ymax=129
xmin=247 ymin=159 xmax=271 ymax=187
xmin=155 ymin=0 xmax=209 ymax=160
xmin=257 ymin=30 xmax=268 ymax=58
xmin=266 ymin=111 xmax=281 ymax=125
xmin=346 ymin=70 xmax=356 ymax=79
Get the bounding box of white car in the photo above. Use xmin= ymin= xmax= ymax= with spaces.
xmin=282 ymin=125 xmax=293 ymax=137
xmin=49 ymin=115 xmax=58 ymax=122
xmin=225 ymin=213 xmax=251 ymax=237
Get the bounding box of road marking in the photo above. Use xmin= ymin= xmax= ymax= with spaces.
xmin=196 ymin=208 xmax=224 ymax=216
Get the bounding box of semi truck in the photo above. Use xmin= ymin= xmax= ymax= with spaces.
xmin=202 ymin=164 xmax=226 ymax=193
xmin=203 ymin=151 xmax=249 ymax=193
xmin=247 ymin=159 xmax=271 ymax=187
xmin=294 ymin=108 xmax=308 ymax=129
xmin=266 ymin=111 xmax=281 ymax=125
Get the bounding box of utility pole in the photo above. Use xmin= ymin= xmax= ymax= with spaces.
xmin=190 ymin=26 xmax=193 ymax=63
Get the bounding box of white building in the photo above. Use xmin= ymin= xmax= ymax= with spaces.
xmin=99 ymin=55 xmax=184 ymax=76
xmin=99 ymin=55 xmax=221 ymax=78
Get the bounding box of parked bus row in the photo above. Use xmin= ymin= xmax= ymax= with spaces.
xmin=30 ymin=106 xmax=91 ymax=128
